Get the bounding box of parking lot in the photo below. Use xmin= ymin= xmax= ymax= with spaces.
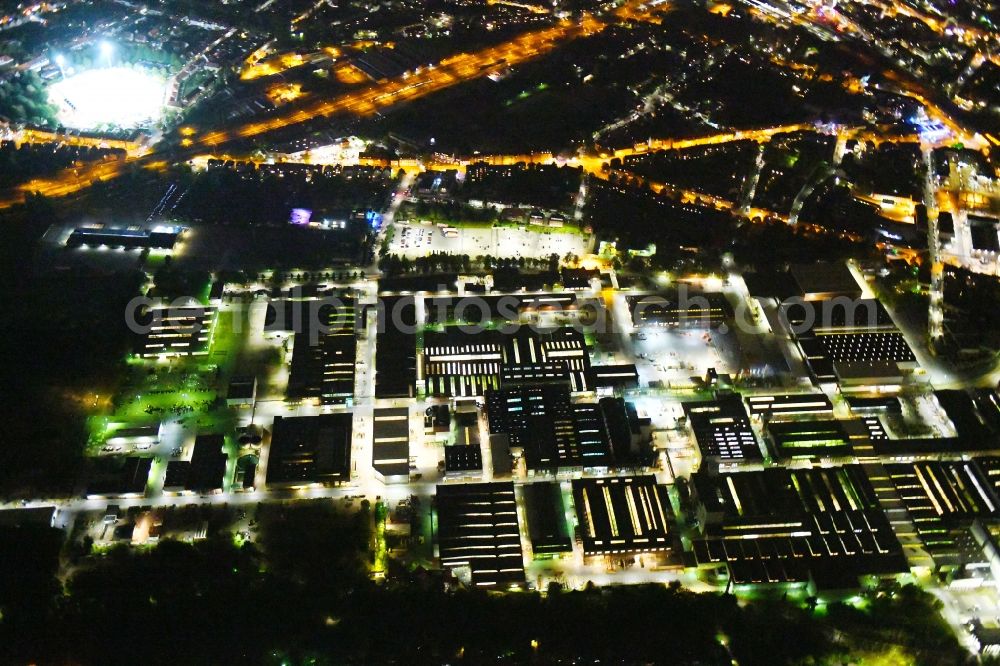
xmin=389 ymin=221 xmax=589 ymax=259
xmin=630 ymin=327 xmax=741 ymax=387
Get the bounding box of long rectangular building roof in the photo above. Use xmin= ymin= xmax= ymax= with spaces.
xmin=436 ymin=482 xmax=525 ymax=588
xmin=267 ymin=298 xmax=357 ymax=400
xmin=136 ymin=306 xmax=214 ymax=357
xmin=626 ymin=291 xmax=732 ymax=328
xmin=524 ymin=481 xmax=572 ymax=555
xmin=372 ymin=408 xmax=410 ymax=481
xmin=375 ymin=296 xmax=417 ymax=399
xmin=572 ymin=475 xmax=672 ymax=555
xmin=68 ymin=226 xmax=181 ymax=250
xmin=692 ymin=466 xmax=906 ymax=587
xmin=745 ymin=393 xmax=834 ymax=418
xmin=423 ymin=326 xmax=592 ymax=397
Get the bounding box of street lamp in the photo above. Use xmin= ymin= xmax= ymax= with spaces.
xmin=54 ymin=53 xmax=66 ymax=78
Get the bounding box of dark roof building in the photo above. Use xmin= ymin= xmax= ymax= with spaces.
xmin=68 ymin=226 xmax=182 ymax=251
xmin=682 ymin=395 xmax=761 ymax=462
xmin=936 ymin=390 xmax=1000 ymax=450
xmin=783 ymin=297 xmax=896 ymax=333
xmin=691 ymin=466 xmax=907 ymax=588
xmin=524 ymin=481 xmax=572 ymax=556
xmin=372 ymin=408 xmax=410 ymax=484
xmin=766 ymin=419 xmax=871 ymax=460
xmin=135 ymin=305 xmax=214 ymax=357
xmin=572 ymin=476 xmax=673 ymax=555
xmin=443 ymin=445 xmax=483 ymax=477
xmin=163 ymin=460 xmax=191 ymax=491
xmin=267 ymin=298 xmax=358 ymax=401
xmin=227 ymin=376 xmax=257 ymax=407
xmin=561 ymin=267 xmax=600 ymax=290
xmin=425 ymin=293 xmax=579 ymax=326
xmin=424 ymin=404 xmax=451 ymax=434
xmin=181 ymin=434 xmax=229 ymax=493
xmin=626 ymin=291 xmax=733 ymax=328
xmin=845 ymin=395 xmax=903 ymax=414
xmin=422 ymin=326 xmax=592 ymax=397
xmin=375 ymin=296 xmax=417 ymax=398
xmin=877 ymin=391 xmax=1000 ymax=456
xmin=781 ymin=298 xmax=917 ymax=386
xmin=977 ymin=457 xmax=1000 ymax=497
xmin=598 ymin=397 xmax=649 ymax=465
xmin=436 ymin=482 xmax=525 ymax=588
xmin=884 ymin=460 xmax=1000 ymax=566
xmin=86 ymin=457 xmax=152 ymax=497
xmin=236 ymin=455 xmax=258 ymax=490
xmin=788 ymin=262 xmax=862 ymax=301
xmin=0 ymin=506 xmax=56 ymax=528
xmin=588 ymin=364 xmax=640 ymax=391
xmin=489 ymin=433 xmax=513 ymax=477
xmin=485 ymin=384 xmax=612 ymax=472
xmin=266 ymin=414 xmax=353 ymax=486
xmin=745 ymin=393 xmax=834 ymax=419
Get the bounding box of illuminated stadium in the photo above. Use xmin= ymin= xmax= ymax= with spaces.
xmin=48 ymin=67 xmax=169 ymax=130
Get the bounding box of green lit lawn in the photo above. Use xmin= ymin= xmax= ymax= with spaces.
xmin=86 ymin=306 xmax=257 ymax=452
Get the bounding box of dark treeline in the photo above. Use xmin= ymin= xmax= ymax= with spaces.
xmin=0 ymin=499 xmax=970 ymax=666
xmin=0 ymin=198 xmax=142 ymax=497
xmin=0 ymin=141 xmax=126 ymax=188
xmin=585 ymin=181 xmax=874 ymax=276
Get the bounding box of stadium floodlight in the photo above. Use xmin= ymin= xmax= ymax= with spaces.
xmin=99 ymin=40 xmax=114 ymax=64
xmin=48 ymin=67 xmax=168 ymax=129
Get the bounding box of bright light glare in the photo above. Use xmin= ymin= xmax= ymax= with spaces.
xmin=48 ymin=67 xmax=167 ymax=129
xmin=100 ymin=41 xmax=114 ymax=57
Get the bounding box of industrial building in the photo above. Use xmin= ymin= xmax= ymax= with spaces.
xmin=422 ymin=326 xmax=592 ymax=397
xmin=788 ymin=262 xmax=863 ymax=301
xmin=572 ymin=476 xmax=673 ymax=555
xmin=435 ymin=482 xmax=525 ymax=588
xmin=745 ymin=393 xmax=834 ymax=419
xmin=523 ymin=481 xmax=572 ymax=556
xmin=267 ymin=298 xmax=358 ymax=402
xmin=266 ymin=414 xmax=353 ymax=487
xmin=690 ymin=466 xmax=907 ymax=589
xmin=372 ymin=408 xmax=411 ymax=484
xmin=374 ymin=296 xmax=418 ymax=399
xmin=766 ymin=419 xmax=872 ymax=461
xmin=486 ymin=384 xmax=612 ymax=472
xmin=626 ymin=290 xmax=733 ymax=328
xmin=443 ymin=445 xmax=483 ymax=479
xmin=135 ymin=305 xmax=215 ymax=357
xmin=67 ymin=225 xmax=183 ymax=251
xmin=884 ymin=460 xmax=1000 ymax=566
xmin=682 ymin=395 xmax=761 ymax=462
xmin=782 ymin=297 xmax=917 ymax=387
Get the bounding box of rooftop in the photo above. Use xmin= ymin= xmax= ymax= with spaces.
xmin=682 ymin=395 xmax=761 ymax=461
xmin=788 ymin=262 xmax=862 ymax=300
xmin=372 ymin=408 xmax=410 ymax=482
xmin=572 ymin=475 xmax=672 ymax=555
xmin=436 ymin=482 xmax=525 ymax=588
xmin=524 ymin=481 xmax=572 ymax=555
xmin=266 ymin=414 xmax=353 ymax=486
xmin=486 ymin=384 xmax=612 ymax=471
